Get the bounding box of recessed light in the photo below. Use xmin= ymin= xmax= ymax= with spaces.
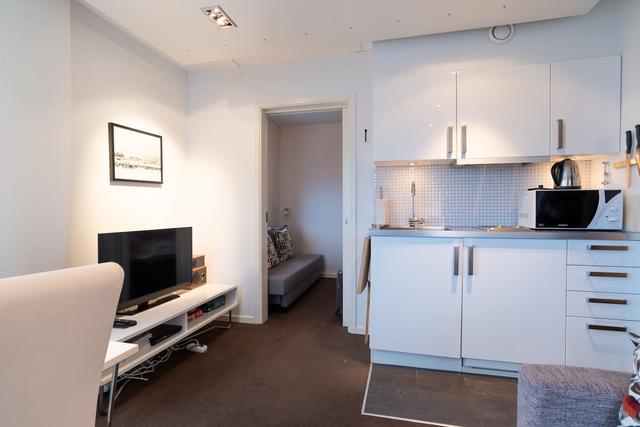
xmin=201 ymin=5 xmax=237 ymax=29
xmin=409 ymin=162 xmax=418 ymax=166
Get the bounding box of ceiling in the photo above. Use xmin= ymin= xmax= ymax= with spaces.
xmin=268 ymin=110 xmax=342 ymax=127
xmin=80 ymin=0 xmax=600 ymax=68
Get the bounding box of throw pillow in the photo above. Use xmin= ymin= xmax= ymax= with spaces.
xmin=267 ymin=235 xmax=280 ymax=269
xmin=272 ymin=225 xmax=294 ymax=262
xmin=619 ymin=331 xmax=640 ymax=426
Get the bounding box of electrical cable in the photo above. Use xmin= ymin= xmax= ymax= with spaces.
xmin=111 ymin=320 xmax=232 ymax=402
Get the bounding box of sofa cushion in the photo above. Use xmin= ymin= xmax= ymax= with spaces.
xmin=267 ymin=235 xmax=280 ymax=269
xmin=272 ymin=225 xmax=294 ymax=262
xmin=619 ymin=332 xmax=640 ymax=426
xmin=268 ymin=254 xmax=323 ymax=296
xmin=518 ymin=364 xmax=628 ymax=427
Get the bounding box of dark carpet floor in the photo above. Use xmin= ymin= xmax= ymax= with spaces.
xmin=97 ymin=279 xmax=408 ymax=426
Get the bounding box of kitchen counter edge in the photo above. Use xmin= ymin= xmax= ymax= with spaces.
xmin=369 ymin=228 xmax=640 ymax=241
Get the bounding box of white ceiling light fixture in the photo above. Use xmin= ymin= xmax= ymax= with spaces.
xmin=201 ymin=5 xmax=237 ymax=29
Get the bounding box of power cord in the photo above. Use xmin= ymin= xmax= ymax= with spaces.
xmin=111 ymin=320 xmax=232 ymax=402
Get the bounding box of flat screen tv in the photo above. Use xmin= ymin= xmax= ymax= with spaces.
xmin=98 ymin=227 xmax=192 ymax=313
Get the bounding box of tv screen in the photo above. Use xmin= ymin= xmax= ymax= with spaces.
xmin=98 ymin=227 xmax=192 ymax=311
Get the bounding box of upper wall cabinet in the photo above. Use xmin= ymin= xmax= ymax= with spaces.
xmin=373 ymin=71 xmax=456 ymax=165
xmin=457 ymin=64 xmax=550 ymax=164
xmin=550 ymin=56 xmax=621 ymax=156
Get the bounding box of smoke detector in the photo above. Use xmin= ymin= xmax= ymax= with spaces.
xmin=488 ymin=24 xmax=515 ymax=44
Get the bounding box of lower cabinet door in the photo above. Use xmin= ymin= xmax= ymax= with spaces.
xmin=370 ymin=237 xmax=463 ymax=358
xmin=566 ymin=316 xmax=637 ymax=373
xmin=461 ymin=239 xmax=566 ymax=365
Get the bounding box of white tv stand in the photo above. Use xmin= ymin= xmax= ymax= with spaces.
xmin=100 ymin=283 xmax=237 ymax=386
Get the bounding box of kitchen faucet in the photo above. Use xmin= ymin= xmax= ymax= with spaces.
xmin=408 ymin=181 xmax=425 ymax=227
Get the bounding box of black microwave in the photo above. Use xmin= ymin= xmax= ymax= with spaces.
xmin=518 ymin=189 xmax=623 ymax=230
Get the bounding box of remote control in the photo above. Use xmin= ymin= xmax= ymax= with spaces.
xmin=113 ymin=319 xmax=137 ymax=329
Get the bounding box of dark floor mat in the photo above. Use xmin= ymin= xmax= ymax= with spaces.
xmin=362 ymin=364 xmax=517 ymax=427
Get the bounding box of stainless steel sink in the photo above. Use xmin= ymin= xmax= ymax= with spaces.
xmin=381 ymin=225 xmax=450 ymax=231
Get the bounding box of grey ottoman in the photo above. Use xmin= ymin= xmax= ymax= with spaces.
xmin=518 ymin=364 xmax=629 ymax=427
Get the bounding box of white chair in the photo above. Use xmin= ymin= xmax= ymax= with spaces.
xmin=0 ymin=263 xmax=124 ymax=427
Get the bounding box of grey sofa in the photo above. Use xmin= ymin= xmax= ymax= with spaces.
xmin=517 ymin=364 xmax=629 ymax=427
xmin=268 ymin=254 xmax=323 ymax=309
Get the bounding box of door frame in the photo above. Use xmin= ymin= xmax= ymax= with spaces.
xmin=257 ymin=94 xmax=357 ymax=332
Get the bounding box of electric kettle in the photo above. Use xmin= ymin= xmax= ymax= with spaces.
xmin=551 ymin=159 xmax=581 ymax=189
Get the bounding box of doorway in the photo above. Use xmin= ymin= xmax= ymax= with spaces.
xmin=258 ymin=96 xmax=356 ymax=331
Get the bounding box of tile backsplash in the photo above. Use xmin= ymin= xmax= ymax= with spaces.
xmin=373 ymin=161 xmax=591 ymax=227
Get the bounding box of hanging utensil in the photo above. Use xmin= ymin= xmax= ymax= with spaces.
xmin=636 ymin=125 xmax=640 ymax=177
xmin=626 ymin=130 xmax=633 ymax=188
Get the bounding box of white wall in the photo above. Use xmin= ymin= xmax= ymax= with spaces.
xmin=266 ymin=121 xmax=281 ymax=227
xmin=188 ymin=53 xmax=372 ymax=326
xmin=69 ymin=1 xmax=189 ymax=266
xmin=279 ymin=123 xmax=343 ymax=276
xmin=0 ymin=0 xmax=71 ymax=278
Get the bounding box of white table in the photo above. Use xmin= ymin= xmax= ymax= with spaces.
xmin=103 ymin=341 xmax=138 ymax=426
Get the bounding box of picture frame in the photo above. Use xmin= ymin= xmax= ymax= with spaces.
xmin=108 ymin=122 xmax=163 ymax=184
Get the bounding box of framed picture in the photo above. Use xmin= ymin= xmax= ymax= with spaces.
xmin=108 ymin=122 xmax=163 ymax=184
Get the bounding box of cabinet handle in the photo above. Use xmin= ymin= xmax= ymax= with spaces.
xmin=587 ymin=271 xmax=628 ymax=278
xmin=557 ymin=119 xmax=564 ymax=149
xmin=587 ymin=297 xmax=628 ymax=305
xmin=587 ymin=244 xmax=628 ymax=251
xmin=587 ymin=324 xmax=627 ymax=333
xmin=461 ymin=125 xmax=467 ymax=155
xmin=447 ymin=126 xmax=453 ymax=156
xmin=453 ymin=245 xmax=460 ymax=276
xmin=467 ymin=245 xmax=474 ymax=276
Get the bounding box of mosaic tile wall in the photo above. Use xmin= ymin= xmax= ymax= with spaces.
xmin=373 ymin=161 xmax=591 ymax=227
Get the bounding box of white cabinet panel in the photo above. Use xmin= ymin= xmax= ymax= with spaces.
xmin=461 ymin=239 xmax=566 ymax=365
xmin=370 ymin=237 xmax=463 ymax=358
xmin=457 ymin=64 xmax=550 ymax=162
xmin=566 ymin=316 xmax=635 ymax=372
xmin=568 ymin=240 xmax=640 ymax=267
xmin=567 ymin=265 xmax=640 ymax=294
xmin=551 ymin=56 xmax=621 ymax=156
xmin=373 ymin=71 xmax=456 ymax=164
xmin=567 ymin=291 xmax=640 ymax=321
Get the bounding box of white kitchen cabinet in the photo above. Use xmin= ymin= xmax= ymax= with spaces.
xmin=566 ymin=316 xmax=636 ymax=372
xmin=457 ymin=64 xmax=550 ymax=163
xmin=461 ymin=239 xmax=566 ymax=365
xmin=373 ymin=71 xmax=457 ymax=164
xmin=551 ymin=56 xmax=621 ymax=156
xmin=370 ymin=237 xmax=463 ymax=358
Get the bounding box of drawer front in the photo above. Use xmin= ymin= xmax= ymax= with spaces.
xmin=566 ymin=316 xmax=636 ymax=372
xmin=568 ymin=240 xmax=640 ymax=267
xmin=567 ymin=291 xmax=640 ymax=321
xmin=567 ymin=265 xmax=640 ymax=294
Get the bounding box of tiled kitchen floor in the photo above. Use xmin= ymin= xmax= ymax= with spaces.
xmin=363 ymin=364 xmax=517 ymax=427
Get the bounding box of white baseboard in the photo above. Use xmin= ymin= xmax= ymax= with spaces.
xmin=321 ymin=272 xmax=337 ymax=279
xmin=231 ymin=314 xmax=256 ymax=324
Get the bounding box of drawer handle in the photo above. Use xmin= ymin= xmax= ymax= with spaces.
xmin=453 ymin=245 xmax=460 ymax=277
xmin=587 ymin=271 xmax=629 ymax=278
xmin=587 ymin=244 xmax=628 ymax=251
xmin=587 ymin=297 xmax=628 ymax=305
xmin=587 ymin=324 xmax=627 ymax=333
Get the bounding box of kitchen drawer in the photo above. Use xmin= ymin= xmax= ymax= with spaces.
xmin=567 ymin=291 xmax=640 ymax=321
xmin=567 ymin=265 xmax=640 ymax=294
xmin=566 ymin=316 xmax=636 ymax=372
xmin=568 ymin=240 xmax=640 ymax=267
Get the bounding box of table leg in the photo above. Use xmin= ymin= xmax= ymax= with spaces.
xmin=107 ymin=363 xmax=119 ymax=427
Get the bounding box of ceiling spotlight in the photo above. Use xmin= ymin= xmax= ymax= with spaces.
xmin=201 ymin=5 xmax=237 ymax=29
